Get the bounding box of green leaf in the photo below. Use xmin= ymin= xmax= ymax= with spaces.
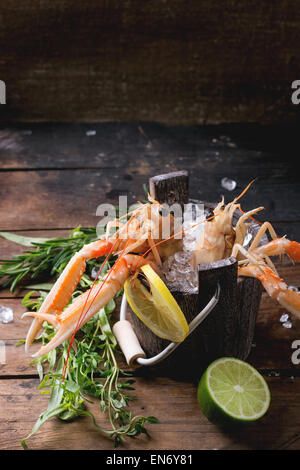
xmin=24 ymin=283 xmax=54 ymax=291
xmin=37 ymin=362 xmax=43 ymax=382
xmin=98 ymin=308 xmax=117 ymax=345
xmin=0 ymin=232 xmax=53 ymax=247
xmin=65 ymin=380 xmax=80 ymax=394
xmin=21 ymin=403 xmax=67 ymax=448
xmin=104 ymin=298 xmax=116 ymax=314
xmin=146 ymin=416 xmax=159 ymax=424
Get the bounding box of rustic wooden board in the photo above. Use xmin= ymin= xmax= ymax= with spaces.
xmin=0 ymin=166 xmax=300 ymax=233
xmin=0 ymin=123 xmax=299 ymax=171
xmin=0 ymin=376 xmax=299 ymax=450
xmin=0 ymin=122 xmax=300 ymax=450
xmin=1 ymin=124 xmax=299 ymax=235
xmin=0 ymin=2 xmax=300 ymax=124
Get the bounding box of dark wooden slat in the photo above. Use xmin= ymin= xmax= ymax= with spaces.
xmin=1 ymin=123 xmax=299 ymax=231
xmin=0 ymin=122 xmax=299 ymax=172
xmin=0 ymin=167 xmax=299 ymax=232
xmin=0 ymin=3 xmax=300 ymax=124
xmin=0 ymin=169 xmax=144 ymax=230
xmin=149 ymin=170 xmax=189 ymax=210
xmin=0 ymin=376 xmax=299 ymax=450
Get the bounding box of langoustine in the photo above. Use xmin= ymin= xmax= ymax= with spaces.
xmin=22 ymin=200 xmax=182 ymax=357
xmin=192 ymin=182 xmax=300 ymax=320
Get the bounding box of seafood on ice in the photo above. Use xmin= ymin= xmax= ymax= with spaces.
xmin=23 ymin=199 xmax=182 ymax=356
xmin=22 ymin=183 xmax=300 ymax=358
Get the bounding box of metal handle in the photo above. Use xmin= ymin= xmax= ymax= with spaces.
xmin=118 ymin=283 xmax=221 ymax=367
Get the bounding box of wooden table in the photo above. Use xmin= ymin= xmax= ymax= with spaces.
xmin=0 ymin=122 xmax=299 ymax=450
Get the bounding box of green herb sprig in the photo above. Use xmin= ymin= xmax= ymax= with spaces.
xmin=0 ymin=228 xmax=158 ymax=448
xmin=0 ymin=227 xmax=100 ymax=292
xmin=21 ymin=298 xmax=158 ymax=449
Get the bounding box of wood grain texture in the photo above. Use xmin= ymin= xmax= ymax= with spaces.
xmin=0 ymin=123 xmax=299 ymax=235
xmin=149 ymin=170 xmax=189 ymax=210
xmin=0 ymin=2 xmax=300 ymax=123
xmin=1 ymin=376 xmax=299 ymax=450
xmin=0 ymin=122 xmax=299 ymax=450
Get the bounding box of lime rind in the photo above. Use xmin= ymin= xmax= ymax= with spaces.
xmin=198 ymin=357 xmax=271 ymax=423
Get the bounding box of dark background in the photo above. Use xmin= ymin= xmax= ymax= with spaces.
xmin=0 ymin=0 xmax=299 ymax=124
xmin=0 ymin=1 xmax=300 ymax=451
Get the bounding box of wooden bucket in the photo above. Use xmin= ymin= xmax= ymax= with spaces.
xmin=128 ymin=171 xmax=265 ymax=377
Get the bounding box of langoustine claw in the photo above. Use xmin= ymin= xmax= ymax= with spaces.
xmin=23 ymin=253 xmax=148 ymax=357
xmin=22 ymin=199 xmax=182 ymax=357
xmin=23 ymin=238 xmax=118 ymax=354
xmin=237 ymin=237 xmax=300 ymax=320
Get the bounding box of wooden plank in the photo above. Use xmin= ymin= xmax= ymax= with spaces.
xmin=0 ymin=376 xmax=299 ymax=450
xmin=0 ymin=167 xmax=299 ymax=232
xmin=0 ymin=3 xmax=299 ymax=124
xmin=0 ymin=169 xmax=144 ymax=230
xmin=1 ymin=123 xmax=299 ymax=232
xmin=0 ymin=122 xmax=299 ymax=173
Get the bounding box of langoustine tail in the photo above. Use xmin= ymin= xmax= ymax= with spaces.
xmin=24 ymin=238 xmax=116 ymax=353
xmin=24 ymin=254 xmax=147 ymax=357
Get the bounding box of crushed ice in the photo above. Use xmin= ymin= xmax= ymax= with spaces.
xmin=162 ymin=203 xmax=207 ymax=293
xmin=91 ymin=266 xmax=101 ymax=280
xmin=86 ymin=130 xmax=96 ymax=136
xmin=243 ymin=231 xmax=253 ymax=247
xmin=279 ymin=313 xmax=292 ymax=328
xmin=280 ymin=313 xmax=289 ymax=323
xmin=0 ymin=306 xmax=14 ymax=324
xmin=221 ymin=177 xmax=237 ymax=191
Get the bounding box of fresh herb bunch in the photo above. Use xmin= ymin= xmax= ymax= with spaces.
xmin=0 ymin=228 xmax=158 ymax=448
xmin=0 ymin=228 xmax=100 ymax=292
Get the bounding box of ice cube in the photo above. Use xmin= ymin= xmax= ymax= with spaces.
xmin=174 ymin=251 xmax=192 ymax=264
xmin=182 ymin=203 xmax=206 ymax=251
xmin=86 ymin=130 xmax=96 ymax=136
xmin=282 ymin=321 xmax=292 ymax=329
xmin=221 ymin=177 xmax=237 ymax=191
xmin=280 ymin=313 xmax=289 ymax=323
xmin=0 ymin=306 xmax=14 ymax=324
xmin=243 ymin=232 xmax=253 ymax=247
xmin=91 ymin=266 xmax=101 ymax=280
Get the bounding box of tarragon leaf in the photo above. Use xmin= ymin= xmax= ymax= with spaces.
xmin=0 ymin=232 xmax=53 ymax=247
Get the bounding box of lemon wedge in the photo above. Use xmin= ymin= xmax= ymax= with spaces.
xmin=124 ymin=264 xmax=189 ymax=342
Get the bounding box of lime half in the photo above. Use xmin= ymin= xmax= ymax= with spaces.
xmin=197 ymin=357 xmax=271 ymax=424
xmin=124 ymin=264 xmax=189 ymax=342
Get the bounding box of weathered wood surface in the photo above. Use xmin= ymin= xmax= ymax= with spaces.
xmin=149 ymin=170 xmax=189 ymax=210
xmin=0 ymin=2 xmax=300 ymax=124
xmin=0 ymin=123 xmax=299 ymax=235
xmin=0 ymin=376 xmax=299 ymax=450
xmin=0 ymin=123 xmax=300 ymax=450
